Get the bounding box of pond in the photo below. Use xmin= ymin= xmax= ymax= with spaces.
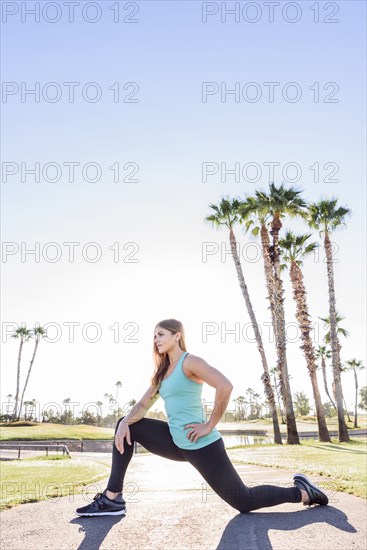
xmin=222 ymin=434 xmax=273 ymax=447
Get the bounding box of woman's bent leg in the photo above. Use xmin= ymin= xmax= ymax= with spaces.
xmin=107 ymin=416 xmax=185 ymax=493
xmin=182 ymin=438 xmax=301 ymax=513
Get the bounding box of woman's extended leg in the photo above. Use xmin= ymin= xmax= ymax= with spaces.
xmin=106 ymin=416 xmax=186 ymax=493
xmin=181 ymin=438 xmax=301 ymax=513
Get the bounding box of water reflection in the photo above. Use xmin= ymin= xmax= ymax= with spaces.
xmin=223 ymin=434 xmax=273 ymax=447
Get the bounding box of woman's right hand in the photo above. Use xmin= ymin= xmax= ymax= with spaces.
xmin=115 ymin=420 xmax=132 ymax=454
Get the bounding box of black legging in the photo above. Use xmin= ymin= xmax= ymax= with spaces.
xmin=107 ymin=417 xmax=301 ymax=514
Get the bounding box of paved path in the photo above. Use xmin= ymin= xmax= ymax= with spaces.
xmin=1 ymin=454 xmax=366 ymax=549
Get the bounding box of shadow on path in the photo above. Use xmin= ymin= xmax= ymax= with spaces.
xmin=70 ymin=515 xmax=125 ymax=550
xmin=216 ymin=506 xmax=357 ymax=550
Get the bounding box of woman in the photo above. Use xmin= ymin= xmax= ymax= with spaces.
xmin=76 ymin=319 xmax=328 ymax=517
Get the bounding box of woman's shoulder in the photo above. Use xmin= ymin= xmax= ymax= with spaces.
xmin=183 ymin=353 xmax=208 ymax=381
xmin=184 ymin=352 xmax=204 ymax=365
xmin=184 ymin=352 xmax=208 ymax=374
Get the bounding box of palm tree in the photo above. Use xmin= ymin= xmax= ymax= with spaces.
xmin=279 ymin=231 xmax=331 ymax=442
xmin=245 ymin=183 xmax=306 ymax=444
xmin=345 ymin=359 xmax=365 ymax=428
xmin=233 ymin=396 xmax=247 ymax=421
xmin=115 ymin=381 xmax=122 ymax=421
xmin=6 ymin=394 xmax=12 ymax=421
xmin=11 ymin=326 xmax=32 ymax=420
xmin=96 ymin=401 xmax=103 ymax=426
xmin=115 ymin=381 xmax=122 ymax=406
xmin=306 ymin=198 xmax=351 ymax=442
xmin=319 ymin=312 xmax=351 ymax=421
xmin=315 ymin=345 xmax=335 ymax=410
xmin=270 ymin=367 xmax=285 ymax=423
xmin=240 ymin=197 xmax=277 ymax=342
xmin=19 ymin=326 xmax=47 ymax=420
xmin=205 ymin=197 xmax=282 ymax=443
xmin=319 ymin=312 xmax=349 ymax=346
xmin=23 ymin=400 xmax=32 ymax=421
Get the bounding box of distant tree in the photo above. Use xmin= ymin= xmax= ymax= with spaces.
xmin=62 ymin=398 xmax=74 ymax=425
xmin=270 ymin=367 xmax=285 ymax=423
xmin=358 ymin=387 xmax=367 ymax=412
xmin=146 ymin=409 xmax=167 ymax=421
xmin=6 ymin=394 xmax=13 ymax=421
xmin=315 ymin=345 xmax=335 ymax=410
xmin=23 ymin=400 xmax=33 ymax=421
xmin=345 ymin=359 xmax=365 ymax=428
xmin=11 ymin=326 xmax=32 ymax=420
xmin=18 ymin=326 xmax=47 ymax=420
xmin=76 ymin=410 xmax=97 ymax=425
xmin=115 ymin=381 xmax=122 ymax=415
xmin=96 ymin=401 xmax=103 ymax=426
xmin=294 ymin=392 xmax=310 ymax=417
xmin=323 ymin=401 xmax=337 ymax=418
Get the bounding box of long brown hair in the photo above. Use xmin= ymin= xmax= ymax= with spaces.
xmin=151 ymin=319 xmax=187 ymax=395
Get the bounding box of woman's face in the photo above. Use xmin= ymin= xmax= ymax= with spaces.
xmin=154 ymin=326 xmax=180 ymax=354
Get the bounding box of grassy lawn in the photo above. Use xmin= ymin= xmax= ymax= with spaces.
xmin=227 ymin=438 xmax=367 ymax=499
xmin=0 ymin=455 xmax=111 ymax=510
xmin=0 ymin=423 xmax=115 ymax=441
xmin=1 ymin=416 xmax=366 ymax=441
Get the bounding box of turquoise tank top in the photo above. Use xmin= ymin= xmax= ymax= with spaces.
xmin=158 ymin=351 xmax=222 ymax=450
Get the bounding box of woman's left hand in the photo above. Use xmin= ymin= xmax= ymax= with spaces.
xmin=184 ymin=422 xmax=212 ymax=443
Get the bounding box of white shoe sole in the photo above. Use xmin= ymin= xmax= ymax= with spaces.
xmin=76 ymin=509 xmax=126 ymax=517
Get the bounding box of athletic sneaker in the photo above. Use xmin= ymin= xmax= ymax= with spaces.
xmin=76 ymin=490 xmax=126 ymax=517
xmin=293 ymin=473 xmax=329 ymax=506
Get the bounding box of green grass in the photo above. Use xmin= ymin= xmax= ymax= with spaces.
xmin=0 ymin=423 xmax=114 ymax=441
xmin=1 ymin=416 xmax=365 ymax=441
xmin=227 ymin=438 xmax=367 ymax=499
xmin=0 ymin=455 xmax=111 ymax=510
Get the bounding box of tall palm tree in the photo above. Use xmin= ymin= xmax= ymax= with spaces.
xmin=11 ymin=326 xmax=32 ymax=420
xmin=240 ymin=197 xmax=277 ymax=343
xmin=306 ymin=198 xmax=351 ymax=442
xmin=206 ymin=198 xmax=282 ymax=443
xmin=270 ymin=367 xmax=285 ymax=423
xmin=319 ymin=312 xmax=351 ymax=421
xmin=279 ymin=231 xmax=331 ymax=442
xmin=115 ymin=381 xmax=122 ymax=405
xmin=345 ymin=359 xmax=365 ymax=428
xmin=245 ymin=183 xmax=306 ymax=444
xmin=19 ymin=326 xmax=47 ymax=420
xmin=315 ymin=345 xmax=335 ymax=410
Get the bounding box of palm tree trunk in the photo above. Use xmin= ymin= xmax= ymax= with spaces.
xmin=271 ymin=369 xmax=285 ymax=423
xmin=321 ymin=356 xmax=337 ymax=410
xmin=260 ymin=224 xmax=278 ymax=344
xmin=271 ymin=216 xmax=299 ymax=444
xmin=324 ymin=232 xmax=350 ymax=442
xmin=342 ymin=396 xmax=352 ymax=423
xmin=353 ymin=368 xmax=358 ymax=428
xmin=13 ymin=339 xmax=24 ymax=421
xmin=229 ymin=228 xmax=282 ymax=444
xmin=19 ymin=336 xmax=40 ymax=421
xmin=289 ymin=262 xmax=331 ymax=442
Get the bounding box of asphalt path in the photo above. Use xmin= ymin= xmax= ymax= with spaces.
xmin=1 ymin=453 xmax=366 ymax=549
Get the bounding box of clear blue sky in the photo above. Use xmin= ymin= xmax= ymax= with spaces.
xmin=1 ymin=1 xmax=366 ymax=418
